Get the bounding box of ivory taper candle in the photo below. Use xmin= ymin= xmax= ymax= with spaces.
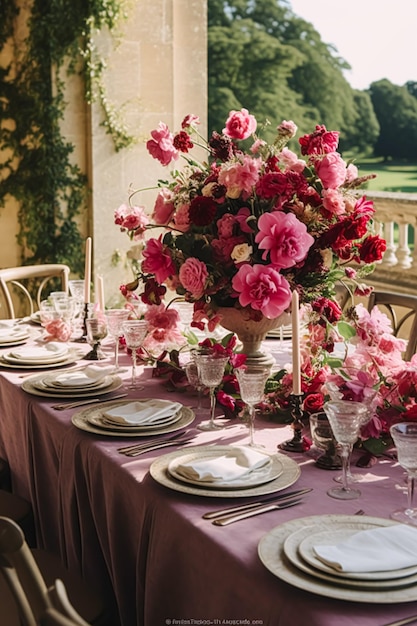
xmin=291 ymin=290 xmax=301 ymax=395
xmin=84 ymin=237 xmax=92 ymax=303
xmin=96 ymin=274 xmax=105 ymax=311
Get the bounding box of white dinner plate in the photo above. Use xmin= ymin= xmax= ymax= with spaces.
xmin=0 ymin=354 xmax=78 ymax=370
xmin=297 ymin=527 xmax=417 ymax=581
xmin=3 ymin=351 xmax=70 ymax=365
xmin=88 ymin=410 xmax=182 ymax=431
xmin=38 ymin=373 xmax=113 ymax=393
xmin=150 ymin=445 xmax=300 ymax=498
xmin=102 ymin=399 xmax=183 ymax=427
xmin=258 ymin=514 xmax=417 ymax=603
xmin=71 ymin=400 xmax=195 ymax=437
xmin=167 ymin=449 xmax=283 ymax=489
xmin=22 ymin=375 xmax=122 ymax=398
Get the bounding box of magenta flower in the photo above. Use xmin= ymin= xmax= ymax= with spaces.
xmin=142 ymin=237 xmax=176 ymax=284
xmin=152 ymin=189 xmax=175 ymax=225
xmin=231 ymin=264 xmax=292 ymax=318
xmin=255 ymin=212 xmax=314 ymax=269
xmin=223 ymin=108 xmax=257 ymax=140
xmin=146 ymin=122 xmax=179 ymax=166
xmin=315 ymin=152 xmax=347 ymax=189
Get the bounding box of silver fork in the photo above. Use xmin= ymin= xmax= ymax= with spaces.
xmin=118 ymin=434 xmax=193 ymax=457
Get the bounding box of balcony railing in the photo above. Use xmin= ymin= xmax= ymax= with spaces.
xmin=367 ymin=191 xmax=417 ymax=294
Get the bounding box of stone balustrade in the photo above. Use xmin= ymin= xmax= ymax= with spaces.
xmin=368 ymin=191 xmax=417 ymax=294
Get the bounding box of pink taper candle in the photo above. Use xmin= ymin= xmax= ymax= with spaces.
xmin=291 ymin=290 xmax=302 ymax=395
xmin=84 ymin=237 xmax=92 ymax=303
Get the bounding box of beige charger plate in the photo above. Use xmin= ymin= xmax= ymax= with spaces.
xmin=167 ymin=449 xmax=283 ymax=490
xmin=72 ymin=400 xmax=194 ymax=437
xmin=258 ymin=514 xmax=417 ymax=603
xmin=22 ymin=375 xmax=122 ymax=398
xmin=150 ymin=445 xmax=300 ymax=498
xmin=0 ymin=354 xmax=78 ymax=370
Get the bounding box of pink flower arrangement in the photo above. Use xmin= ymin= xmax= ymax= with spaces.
xmin=115 ymin=108 xmax=386 ymax=332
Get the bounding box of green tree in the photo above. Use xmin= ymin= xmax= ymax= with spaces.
xmin=369 ymin=79 xmax=417 ymax=160
xmin=340 ymin=90 xmax=380 ymax=155
xmin=208 ymin=0 xmax=368 ymax=152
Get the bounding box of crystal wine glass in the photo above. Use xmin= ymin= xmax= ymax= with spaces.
xmin=323 ymin=400 xmax=369 ymax=500
xmin=193 ymin=352 xmax=229 ymax=431
xmin=390 ymin=422 xmax=417 ymax=526
xmin=121 ymin=320 xmax=148 ymax=389
xmin=235 ymin=365 xmax=271 ymax=447
xmin=85 ymin=317 xmax=108 ymax=360
xmin=105 ymin=309 xmax=130 ymax=370
xmin=184 ymin=359 xmax=204 ymax=411
xmin=309 ymin=412 xmax=342 ymax=470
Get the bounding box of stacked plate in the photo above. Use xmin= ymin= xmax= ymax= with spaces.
xmin=0 ymin=322 xmax=30 ymax=347
xmin=265 ymin=324 xmax=292 ymax=340
xmin=258 ymin=514 xmax=417 ymax=603
xmin=22 ymin=368 xmax=123 ymax=399
xmin=1 ymin=342 xmax=76 ymax=369
xmin=71 ymin=399 xmax=195 ymax=437
xmin=150 ymin=445 xmax=301 ymax=498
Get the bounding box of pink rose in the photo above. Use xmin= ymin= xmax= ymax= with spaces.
xmin=218 ymin=155 xmax=261 ymax=199
xmin=315 ymin=152 xmax=347 ymax=189
xmin=223 ymin=108 xmax=257 ymax=140
xmin=173 ymin=203 xmax=191 ymax=233
xmin=231 ymin=264 xmax=292 ymax=318
xmin=114 ymin=204 xmax=149 ymax=235
xmin=255 ymin=212 xmax=314 ymax=269
xmin=278 ymin=147 xmax=306 ymax=174
xmin=322 ymin=188 xmax=346 ymax=215
xmin=146 ymin=122 xmax=179 ymax=166
xmin=345 ymin=163 xmax=359 ymax=183
xmin=277 ymin=120 xmax=297 ymax=139
xmin=152 ymin=189 xmax=176 ymax=225
xmin=142 ymin=237 xmax=176 ymax=284
xmin=179 ymin=257 xmax=208 ymax=298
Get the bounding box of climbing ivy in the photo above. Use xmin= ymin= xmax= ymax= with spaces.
xmin=0 ymin=0 xmax=132 ymax=273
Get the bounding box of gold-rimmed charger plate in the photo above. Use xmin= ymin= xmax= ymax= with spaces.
xmin=258 ymin=515 xmax=417 ymax=603
xmin=34 ymin=373 xmax=113 ymax=394
xmin=22 ymin=375 xmax=122 ymax=398
xmin=167 ymin=449 xmax=283 ymax=490
xmin=297 ymin=527 xmax=417 ymax=581
xmin=91 ymin=410 xmax=182 ymax=431
xmin=150 ymin=445 xmax=300 ymax=498
xmin=72 ymin=400 xmax=194 ymax=437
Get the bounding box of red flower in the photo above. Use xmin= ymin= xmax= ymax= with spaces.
xmin=173 ymin=131 xmax=194 ymax=153
xmin=358 ymin=235 xmax=387 ymax=263
xmin=312 ymin=297 xmax=343 ymax=325
xmin=303 ymin=392 xmax=325 ymax=414
xmin=141 ymin=278 xmax=167 ymax=306
xmin=188 ymin=196 xmax=218 ymax=226
xmin=299 ymin=125 xmax=339 ymax=156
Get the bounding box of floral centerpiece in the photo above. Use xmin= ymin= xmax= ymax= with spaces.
xmin=115 ymin=108 xmax=386 ymax=334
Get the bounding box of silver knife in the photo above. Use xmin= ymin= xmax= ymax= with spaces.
xmin=123 ymin=437 xmax=193 ymax=456
xmin=212 ymin=498 xmax=303 ymax=526
xmin=203 ymin=488 xmax=312 ymax=520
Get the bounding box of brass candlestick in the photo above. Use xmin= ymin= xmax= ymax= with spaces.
xmin=279 ymin=393 xmax=305 ymax=452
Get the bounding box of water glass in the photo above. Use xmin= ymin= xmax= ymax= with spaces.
xmin=85 ymin=318 xmax=108 ymax=360
xmin=235 ymin=365 xmax=271 ymax=447
xmin=324 ymin=400 xmax=369 ymax=500
xmin=121 ymin=320 xmax=148 ymax=389
xmin=194 ymin=353 xmax=229 ymax=431
xmin=105 ymin=309 xmax=131 ymax=369
xmin=390 ymin=422 xmax=417 ymax=526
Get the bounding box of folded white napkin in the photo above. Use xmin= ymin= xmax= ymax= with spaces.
xmin=53 ymin=365 xmax=115 ymax=387
xmin=10 ymin=342 xmax=68 ymax=360
xmin=103 ymin=400 xmax=182 ymax=425
xmin=174 ymin=446 xmax=271 ymax=483
xmin=0 ymin=327 xmax=27 ymax=339
xmin=313 ymin=525 xmax=417 ymax=573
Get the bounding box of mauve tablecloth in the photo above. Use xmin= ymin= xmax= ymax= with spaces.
xmin=0 ymin=345 xmax=416 ymax=626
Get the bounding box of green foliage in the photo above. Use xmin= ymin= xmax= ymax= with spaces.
xmin=0 ymin=0 xmax=130 ymax=273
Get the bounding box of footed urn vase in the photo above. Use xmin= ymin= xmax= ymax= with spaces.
xmin=216 ymin=306 xmax=291 ymax=367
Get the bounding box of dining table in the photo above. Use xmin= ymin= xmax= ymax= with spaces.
xmin=0 ymin=326 xmax=416 ymax=626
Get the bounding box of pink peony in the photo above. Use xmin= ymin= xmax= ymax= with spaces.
xmin=223 ymin=108 xmax=257 ymax=140
xmin=255 ymin=212 xmax=314 ymax=269
xmin=231 ymin=264 xmax=292 ymax=318
xmin=173 ymin=203 xmax=191 ymax=233
xmin=179 ymin=257 xmax=208 ymax=298
xmin=315 ymin=152 xmax=347 ymax=189
xmin=114 ymin=204 xmax=149 ymax=236
xmin=277 ymin=120 xmax=298 ymax=139
xmin=142 ymin=237 xmax=176 ymax=284
xmin=277 ymin=147 xmax=306 ymax=173
xmin=322 ymin=188 xmax=346 ymax=215
xmin=146 ymin=122 xmax=179 ymax=166
xmin=218 ymin=155 xmax=261 ymax=199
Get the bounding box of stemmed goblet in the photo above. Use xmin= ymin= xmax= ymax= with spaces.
xmin=235 ymin=365 xmax=271 ymax=448
xmin=390 ymin=422 xmax=417 ymax=526
xmin=105 ymin=309 xmax=130 ymax=370
xmin=323 ymin=400 xmax=369 ymax=500
xmin=184 ymin=359 xmax=204 ymax=411
xmin=193 ymin=352 xmax=229 ymax=431
xmin=85 ymin=317 xmax=108 ymax=360
xmin=121 ymin=320 xmax=148 ymax=390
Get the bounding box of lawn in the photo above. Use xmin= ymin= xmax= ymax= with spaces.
xmin=348 ymin=157 xmax=417 ymax=193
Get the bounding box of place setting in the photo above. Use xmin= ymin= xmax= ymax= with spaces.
xmin=71 ymin=397 xmax=195 ymax=437
xmin=149 ymin=444 xmax=301 ymax=498
xmin=257 ymin=513 xmax=417 ymax=603
xmin=0 ymin=341 xmax=78 ymax=369
xmin=0 ymin=320 xmax=31 ymax=347
xmin=21 ymin=363 xmax=123 ymax=398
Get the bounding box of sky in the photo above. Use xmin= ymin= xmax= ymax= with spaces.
xmin=288 ymin=0 xmax=417 ymax=90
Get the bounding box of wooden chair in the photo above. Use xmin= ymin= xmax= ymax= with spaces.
xmin=367 ymin=291 xmax=417 ymax=361
xmin=0 ymin=517 xmax=107 ymax=626
xmin=0 ymin=265 xmax=70 ymax=319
